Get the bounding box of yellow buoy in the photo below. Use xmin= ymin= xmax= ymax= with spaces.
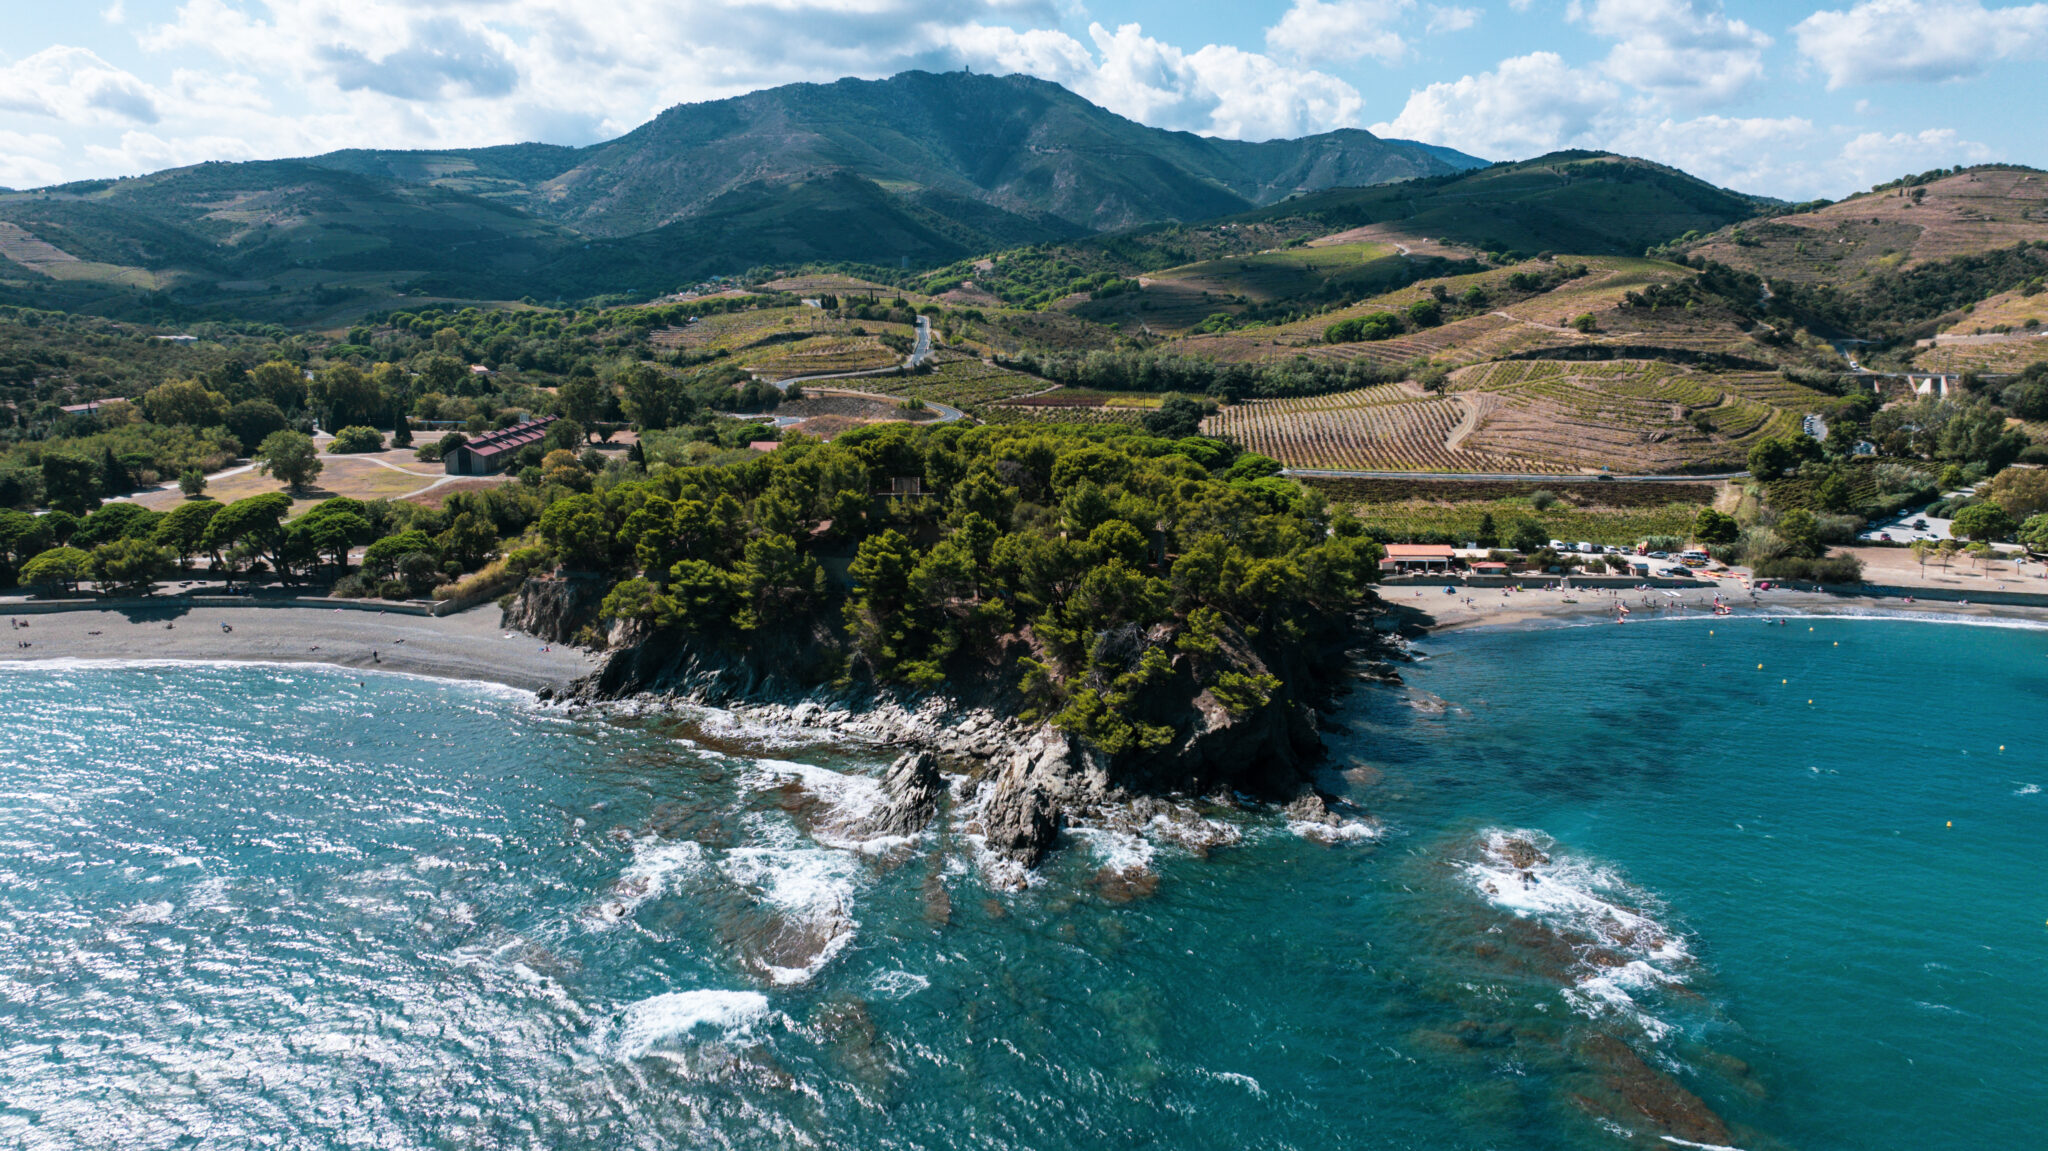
xmin=1758 ymin=663 xmax=1764 ymax=670
xmin=1808 ymin=699 xmax=1814 ymax=704
xmin=1947 ymin=821 xmax=1953 ymax=828
xmin=1782 ymin=679 xmax=1788 ymax=684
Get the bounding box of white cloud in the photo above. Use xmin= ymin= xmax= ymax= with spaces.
xmin=1372 ymin=51 xmax=1618 ymax=159
xmin=1795 ymin=0 xmax=2048 ymax=88
xmin=1373 ymin=49 xmax=1997 ymax=199
xmin=1265 ymin=0 xmax=1413 ymax=65
xmin=1578 ymin=0 xmax=1771 ymax=104
xmin=1085 ymin=23 xmax=1365 ymax=139
xmin=1838 ymin=126 xmax=1996 ymax=179
xmin=1427 ymin=5 xmax=1481 ymax=33
xmin=0 ymin=130 xmax=66 ymax=189
xmin=0 ymin=46 xmax=162 ymax=126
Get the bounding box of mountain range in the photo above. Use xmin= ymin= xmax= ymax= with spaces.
xmin=0 ymin=71 xmax=1486 ymax=309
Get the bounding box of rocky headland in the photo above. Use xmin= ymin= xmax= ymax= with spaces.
xmin=513 ymin=579 xmax=1405 ymax=886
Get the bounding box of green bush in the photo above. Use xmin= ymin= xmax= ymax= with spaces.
xmin=329 ymin=426 xmax=385 ymax=453
xmin=1752 ymin=554 xmax=1864 ymax=583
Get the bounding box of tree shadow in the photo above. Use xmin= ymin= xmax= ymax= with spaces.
xmin=112 ymin=599 xmax=194 ymax=624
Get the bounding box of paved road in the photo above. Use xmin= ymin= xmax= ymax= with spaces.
xmin=1283 ymin=468 xmax=1750 ymax=483
xmin=908 ymin=314 xmax=933 ymax=367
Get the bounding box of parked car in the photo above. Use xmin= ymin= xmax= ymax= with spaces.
xmin=1648 ymin=551 xmax=1669 ymax=559
xmin=1913 ymin=520 xmax=1929 ymax=530
xmin=1878 ymin=532 xmax=1892 ymax=541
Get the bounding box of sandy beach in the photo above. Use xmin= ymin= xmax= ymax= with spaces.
xmin=0 ymin=603 xmax=598 ymax=692
xmin=1411 ymin=580 xmax=2048 ymax=634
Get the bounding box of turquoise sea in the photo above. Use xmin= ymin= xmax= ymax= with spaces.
xmin=0 ymin=617 xmax=2042 ymax=1149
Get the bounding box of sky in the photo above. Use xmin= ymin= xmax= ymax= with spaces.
xmin=1 ymin=0 xmax=2042 ymax=201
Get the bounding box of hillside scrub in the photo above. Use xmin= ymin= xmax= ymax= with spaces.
xmin=996 ymin=349 xmax=1407 ymax=402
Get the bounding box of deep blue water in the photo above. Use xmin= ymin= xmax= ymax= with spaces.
xmin=0 ymin=619 xmax=2041 ymax=1150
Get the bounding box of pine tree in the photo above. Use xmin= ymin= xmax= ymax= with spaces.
xmin=628 ymin=440 xmax=647 ymax=467
xmin=99 ymin=446 xmax=131 ymax=495
xmin=392 ymin=413 xmax=414 ymax=448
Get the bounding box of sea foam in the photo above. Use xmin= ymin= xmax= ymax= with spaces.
xmin=615 ymin=990 xmax=772 ymax=1059
xmin=1466 ymin=828 xmax=1692 ymax=1041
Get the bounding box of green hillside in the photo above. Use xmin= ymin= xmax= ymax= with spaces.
xmin=1237 ymin=151 xmax=1767 ymax=257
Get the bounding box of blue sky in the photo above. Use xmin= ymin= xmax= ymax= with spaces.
xmin=2 ymin=0 xmax=2042 ymax=200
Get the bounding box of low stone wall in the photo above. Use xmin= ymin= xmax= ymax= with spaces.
xmin=0 ymin=593 xmax=448 ymax=617
xmin=1382 ymin=574 xmax=1711 ymax=590
xmin=1815 ymin=583 xmax=2048 ymax=609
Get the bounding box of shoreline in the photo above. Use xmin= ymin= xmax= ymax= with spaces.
xmin=1415 ymin=584 xmax=2048 ymax=636
xmin=0 ymin=604 xmax=597 ymax=692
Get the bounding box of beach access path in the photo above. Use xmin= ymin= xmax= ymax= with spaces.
xmin=0 ymin=603 xmax=596 ymax=692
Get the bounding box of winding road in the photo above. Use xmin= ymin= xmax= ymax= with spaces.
xmin=750 ymin=315 xmax=966 ymax=423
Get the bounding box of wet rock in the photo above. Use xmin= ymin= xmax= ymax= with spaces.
xmin=980 ymin=729 xmax=1078 ymax=873
xmin=850 ymin=750 xmax=944 ymax=838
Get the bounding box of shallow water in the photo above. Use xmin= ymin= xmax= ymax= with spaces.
xmin=0 ymin=619 xmax=2041 ymax=1149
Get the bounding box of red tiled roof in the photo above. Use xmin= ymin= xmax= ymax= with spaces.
xmin=460 ymin=417 xmax=555 ymax=459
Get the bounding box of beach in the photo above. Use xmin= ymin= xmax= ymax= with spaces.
xmin=1405 ymin=580 xmax=2048 ymax=633
xmin=0 ymin=603 xmax=597 ymax=691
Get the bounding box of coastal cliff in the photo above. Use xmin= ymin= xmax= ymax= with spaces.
xmin=521 ymin=578 xmax=1395 ymax=884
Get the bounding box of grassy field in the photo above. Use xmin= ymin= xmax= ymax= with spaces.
xmin=1303 ymin=476 xmax=1722 ymax=506
xmin=1344 ymin=498 xmax=1708 ymax=545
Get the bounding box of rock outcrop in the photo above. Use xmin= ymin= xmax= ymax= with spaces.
xmin=542 ymin=606 xmax=1395 ymax=883
xmin=850 ymin=750 xmax=945 ymax=839
xmin=501 ymin=576 xmax=607 ymax=645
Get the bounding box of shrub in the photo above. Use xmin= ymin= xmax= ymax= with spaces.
xmin=1324 ymin=312 xmax=1404 ymax=344
xmin=1752 ymin=554 xmax=1864 ymax=583
xmin=330 ymin=572 xmax=378 ymax=599
xmin=178 ymin=468 xmax=208 ymax=497
xmin=329 ymin=426 xmax=385 ymax=453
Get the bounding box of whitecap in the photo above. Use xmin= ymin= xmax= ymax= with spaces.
xmin=1660 ymin=1138 xmax=1751 ymax=1151
xmin=722 ymin=839 xmax=860 ymax=984
xmin=2016 ymin=784 xmax=2040 ymax=796
xmin=1289 ymin=818 xmax=1380 ymax=844
xmin=1465 ymin=828 xmax=1690 ymax=1041
xmin=588 ymin=837 xmax=704 ymax=926
xmin=867 ymin=969 xmax=930 ymax=999
xmin=1211 ymin=1071 xmax=1264 ymax=1096
xmin=616 ymin=989 xmax=772 ymax=1059
xmin=121 ymin=900 xmax=176 ymax=924
xmin=743 ymin=757 xmax=904 ymax=851
xmin=1072 ymin=826 xmax=1155 ymax=875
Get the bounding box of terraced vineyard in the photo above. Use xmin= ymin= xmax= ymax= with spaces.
xmin=976 ymin=405 xmax=1143 ymax=427
xmin=1202 ymin=387 xmax=1544 ymax=472
xmin=889 ymin=358 xmax=1051 ymax=409
xmin=1448 ymin=360 xmax=1804 ymax=471
xmin=746 ymin=335 xmax=900 ymax=376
